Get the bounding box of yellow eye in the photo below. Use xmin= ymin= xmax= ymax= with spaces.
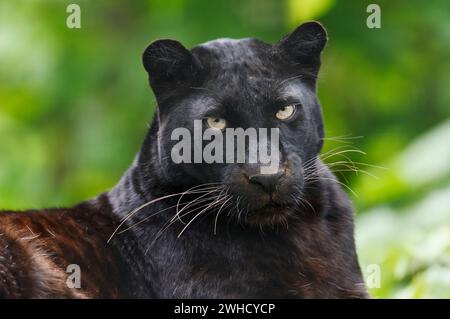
xmin=276 ymin=105 xmax=296 ymax=120
xmin=206 ymin=117 xmax=227 ymax=130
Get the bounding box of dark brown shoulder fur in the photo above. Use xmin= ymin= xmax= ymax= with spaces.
xmin=0 ymin=194 xmax=125 ymax=298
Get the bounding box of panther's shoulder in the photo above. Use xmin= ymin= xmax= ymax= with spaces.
xmin=0 ymin=194 xmax=125 ymax=298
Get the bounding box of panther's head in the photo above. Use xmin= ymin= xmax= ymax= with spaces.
xmin=141 ymin=22 xmax=327 ymax=225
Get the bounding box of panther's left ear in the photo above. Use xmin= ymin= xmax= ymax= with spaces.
xmin=276 ymin=21 xmax=327 ymax=77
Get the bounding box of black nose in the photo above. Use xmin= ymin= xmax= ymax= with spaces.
xmin=248 ymin=171 xmax=284 ymax=193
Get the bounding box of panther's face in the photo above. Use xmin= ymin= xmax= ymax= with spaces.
xmin=142 ymin=22 xmax=327 ymax=225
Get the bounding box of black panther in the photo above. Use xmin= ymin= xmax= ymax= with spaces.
xmin=0 ymin=22 xmax=368 ymax=298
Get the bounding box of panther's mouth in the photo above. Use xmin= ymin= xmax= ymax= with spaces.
xmin=257 ymin=200 xmax=284 ymax=211
xmin=245 ymin=200 xmax=292 ymax=225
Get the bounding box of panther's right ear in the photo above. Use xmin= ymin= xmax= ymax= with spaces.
xmin=142 ymin=39 xmax=198 ymax=97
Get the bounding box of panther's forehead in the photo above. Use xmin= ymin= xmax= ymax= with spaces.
xmin=193 ymin=37 xmax=272 ymax=70
xmin=184 ymin=34 xmax=317 ymax=111
xmin=191 ymin=37 xmax=280 ymax=99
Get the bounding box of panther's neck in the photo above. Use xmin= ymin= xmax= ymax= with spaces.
xmin=108 ymin=159 xmax=148 ymax=220
xmin=108 ymin=163 xmax=174 ymax=218
xmin=106 ymin=154 xmax=162 ymax=298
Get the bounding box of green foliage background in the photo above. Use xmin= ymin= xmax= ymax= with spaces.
xmin=0 ymin=0 xmax=449 ymax=298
